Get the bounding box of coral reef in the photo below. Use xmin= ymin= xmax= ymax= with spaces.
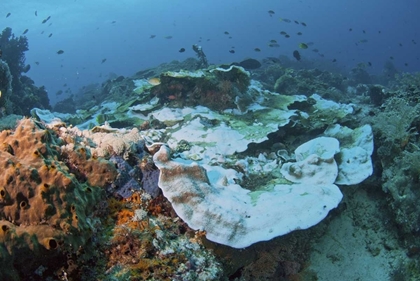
xmin=0 ymin=59 xmax=13 ymax=115
xmin=0 ymin=27 xmax=51 ymax=115
xmin=149 ymin=66 xmax=252 ymax=111
xmin=103 ymin=192 xmax=223 ymax=280
xmin=0 ymin=27 xmax=29 ymax=93
xmin=152 ymin=143 xmax=344 ymax=248
xmin=0 ymin=118 xmax=116 ymax=280
xmin=273 ymin=68 xmax=348 ymax=101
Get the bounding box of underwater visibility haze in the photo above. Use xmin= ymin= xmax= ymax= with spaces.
xmin=0 ymin=0 xmax=420 ymax=280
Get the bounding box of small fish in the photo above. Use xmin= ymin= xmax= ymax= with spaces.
xmin=41 ymin=31 xmax=45 ymax=34
xmin=149 ymin=35 xmax=156 ymax=39
xmin=299 ymin=43 xmax=308 ymax=49
xmin=293 ymin=50 xmax=301 ymax=61
xmin=48 ymin=33 xmax=53 ymax=37
xmin=164 ymin=35 xmax=173 ymax=39
xmin=312 ymin=49 xmax=319 ymax=53
xmin=268 ymin=10 xmax=275 ymax=16
xmin=254 ymin=48 xmax=261 ymax=52
xmin=280 ymin=31 xmax=287 ymax=35
xmin=405 ymin=63 xmax=408 ymax=66
xmin=42 ymin=16 xmax=51 ymax=24
xmin=368 ymin=62 xmax=372 ymax=66
xmin=178 ymin=48 xmax=185 ymax=53
xmin=389 ymin=56 xmax=394 ymax=60
xmin=279 ymin=18 xmax=291 ymax=23
xmin=301 ymin=22 xmax=307 ymax=26
xmin=294 ymin=20 xmax=300 ymax=24
xmin=229 ymin=49 xmax=235 ymax=53
xmin=349 ymin=28 xmax=353 ymax=31
xmin=101 ymin=58 xmax=107 ymax=63
xmin=6 ymin=13 xmax=11 ymax=18
xmin=224 ymin=31 xmax=229 ymax=35
xmin=35 ymin=11 xmax=37 ymax=16
xmin=412 ymin=39 xmax=417 ymax=44
xmin=57 ymin=50 xmax=64 ymax=55
xmin=56 ymin=90 xmax=63 ymax=96
xmin=284 ymin=34 xmax=290 ymax=38
xmin=63 ymin=83 xmax=67 ymax=87
xmin=297 ymin=32 xmax=302 ymax=35
xmin=332 ymin=59 xmax=337 ymax=63
xmin=399 ymin=43 xmax=403 ymax=47
xmin=22 ymin=29 xmax=29 ymax=35
xmin=268 ymin=43 xmax=280 ymax=48
xmin=269 ymin=39 xmax=277 ymax=43
xmin=147 ymin=77 xmax=161 ymax=86
xmin=363 ymin=30 xmax=366 ymax=34
xmin=35 ymin=61 xmax=39 ymax=65
xmin=378 ymin=30 xmax=381 ymax=34
xmin=111 ymin=20 xmax=116 ymax=24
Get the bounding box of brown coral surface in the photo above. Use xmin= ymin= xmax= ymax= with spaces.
xmin=0 ymin=118 xmax=116 ymax=279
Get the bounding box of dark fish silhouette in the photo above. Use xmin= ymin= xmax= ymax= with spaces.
xmin=42 ymin=16 xmax=51 ymax=24
xmin=293 ymin=50 xmax=301 ymax=61
xmin=178 ymin=48 xmax=185 ymax=53
xmin=254 ymin=48 xmax=261 ymax=52
xmin=229 ymin=49 xmax=235 ymax=53
xmin=6 ymin=13 xmax=11 ymax=18
xmin=149 ymin=35 xmax=156 ymax=39
xmin=35 ymin=11 xmax=37 ymax=16
xmin=57 ymin=50 xmax=64 ymax=55
xmin=48 ymin=33 xmax=53 ymax=37
xmin=23 ymin=29 xmax=29 ymax=35
xmin=101 ymin=58 xmax=107 ymax=63
xmin=238 ymin=58 xmax=261 ymax=70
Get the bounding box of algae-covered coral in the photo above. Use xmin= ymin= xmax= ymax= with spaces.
xmin=0 ymin=118 xmax=116 ymax=280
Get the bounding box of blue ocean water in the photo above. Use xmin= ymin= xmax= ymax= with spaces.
xmin=0 ymin=0 xmax=418 ymax=105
